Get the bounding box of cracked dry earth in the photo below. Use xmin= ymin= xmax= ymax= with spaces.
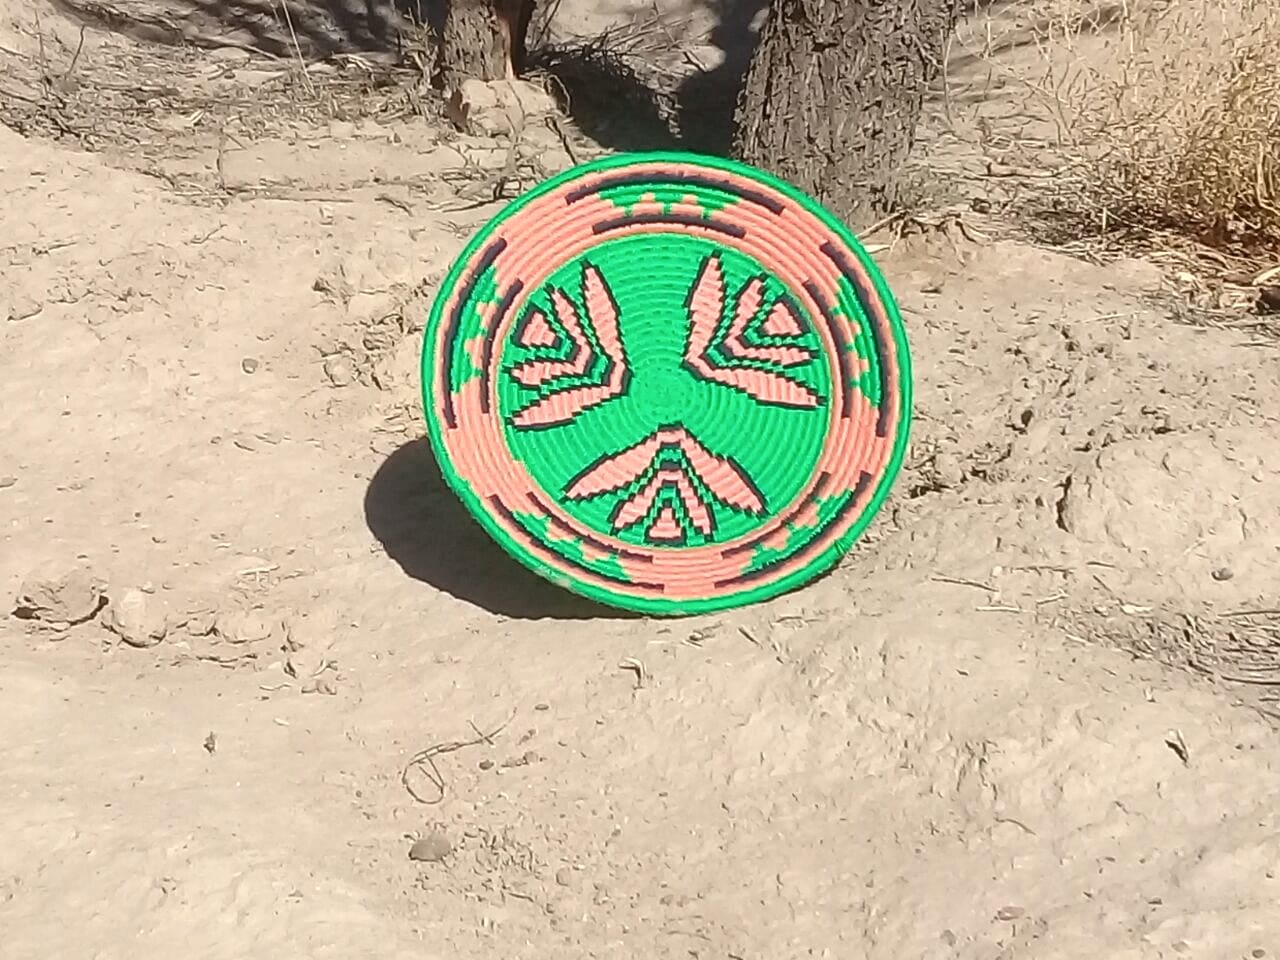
xmin=4 ymin=2 xmax=1280 ymax=959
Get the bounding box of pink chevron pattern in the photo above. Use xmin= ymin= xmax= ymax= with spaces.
xmin=646 ymin=505 xmax=684 ymax=543
xmin=515 ymin=307 xmax=559 ymax=349
xmin=682 ymin=255 xmax=820 ymax=408
xmin=613 ymin=466 xmax=713 ymax=537
xmin=565 ymin=426 xmax=765 ymax=544
xmin=509 ymin=264 xmax=630 ymax=428
xmin=718 ymin=277 xmax=814 ymax=367
xmin=761 ymin=299 xmax=804 ymax=337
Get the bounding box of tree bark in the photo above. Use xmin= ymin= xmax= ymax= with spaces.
xmin=431 ymin=0 xmax=535 ymax=90
xmin=732 ymin=0 xmax=961 ymax=227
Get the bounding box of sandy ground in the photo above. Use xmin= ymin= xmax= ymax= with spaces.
xmin=3 ymin=1 xmax=1280 ymax=958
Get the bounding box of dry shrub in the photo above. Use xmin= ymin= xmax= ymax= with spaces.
xmin=1071 ymin=0 xmax=1280 ymax=250
xmin=953 ymin=0 xmax=1279 ymax=255
xmin=987 ymin=0 xmax=1277 ymax=253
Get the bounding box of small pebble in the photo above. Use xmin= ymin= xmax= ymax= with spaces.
xmin=103 ymin=587 xmax=168 ymax=648
xmin=554 ymin=867 xmax=572 ymax=886
xmin=182 ymin=608 xmax=217 ymax=636
xmin=0 ymin=476 xmax=16 ymax=489
xmin=241 ymin=357 xmax=260 ymax=374
xmin=215 ymin=609 xmax=276 ymax=644
xmin=207 ymin=46 xmax=251 ymax=63
xmin=478 ymin=758 xmax=494 ymax=771
xmin=995 ymin=905 xmax=1025 ymax=921
xmin=323 ymin=355 xmax=356 ymax=387
xmin=302 ymin=676 xmax=338 ymax=696
xmin=933 ymin=452 xmax=964 ymax=487
xmin=15 ymin=568 xmax=105 ymax=624
xmin=408 ymin=829 xmax=452 ymax=863
xmin=1211 ymin=566 xmax=1234 ymax=582
xmin=534 ymin=702 xmax=549 ymax=711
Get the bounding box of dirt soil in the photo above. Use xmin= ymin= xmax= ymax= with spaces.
xmin=3 ymin=2 xmax=1280 ymax=958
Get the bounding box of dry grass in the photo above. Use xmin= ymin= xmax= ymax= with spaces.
xmin=1072 ymin=0 xmax=1280 ymax=252
xmin=0 ymin=10 xmax=444 ymax=202
xmin=957 ymin=0 xmax=1280 ymax=257
xmin=1064 ymin=604 xmax=1280 ymax=721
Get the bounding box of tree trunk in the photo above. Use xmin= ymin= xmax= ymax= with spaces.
xmin=431 ymin=0 xmax=535 ymax=90
xmin=732 ymin=0 xmax=961 ymax=227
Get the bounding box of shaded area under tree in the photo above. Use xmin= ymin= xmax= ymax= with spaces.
xmin=674 ymin=0 xmax=765 ymax=154
xmin=44 ymin=0 xmax=964 ymax=227
xmin=47 ymin=0 xmax=427 ymax=59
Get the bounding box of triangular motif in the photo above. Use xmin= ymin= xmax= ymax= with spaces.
xmin=566 ymin=426 xmax=766 ymax=545
xmin=759 ymin=298 xmax=805 ymax=338
xmin=507 ymin=263 xmax=630 ymax=428
xmin=646 ymin=504 xmax=685 ymax=544
xmin=683 ymin=256 xmax=821 ymax=406
xmin=515 ymin=306 xmax=562 ymax=350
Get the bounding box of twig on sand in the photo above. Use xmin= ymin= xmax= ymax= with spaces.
xmin=618 ymin=657 xmax=648 ymax=688
xmin=1165 ymin=729 xmax=1190 ymax=766
xmin=545 ymin=114 xmax=579 ymax=166
xmin=931 ymin=573 xmax=998 ymax=593
xmin=994 ymin=815 xmax=1037 ymax=836
xmin=401 ymin=709 xmax=517 ymax=804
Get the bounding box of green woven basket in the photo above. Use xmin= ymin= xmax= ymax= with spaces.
xmin=421 ymin=151 xmax=911 ymax=615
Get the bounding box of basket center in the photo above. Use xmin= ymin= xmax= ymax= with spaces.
xmin=496 ymin=233 xmax=834 ymax=549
